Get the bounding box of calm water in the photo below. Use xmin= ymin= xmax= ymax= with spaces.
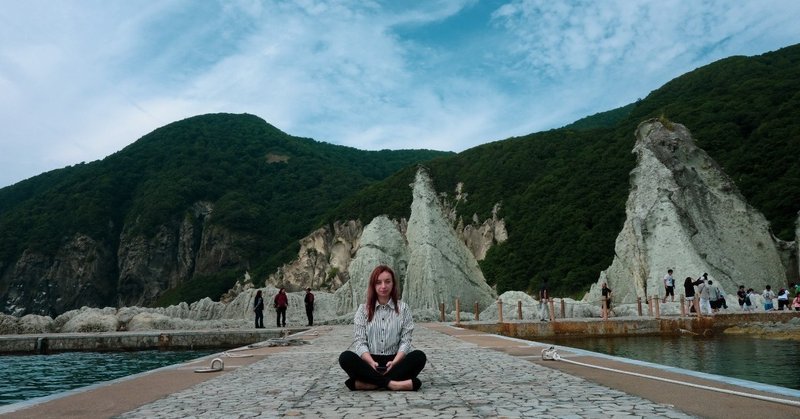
xmin=0 ymin=350 xmax=216 ymax=406
xmin=539 ymin=334 xmax=800 ymax=390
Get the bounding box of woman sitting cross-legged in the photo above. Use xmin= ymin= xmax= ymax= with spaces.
xmin=338 ymin=265 xmax=427 ymax=391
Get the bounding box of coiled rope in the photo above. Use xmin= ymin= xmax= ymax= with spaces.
xmin=541 ymin=347 xmax=800 ymax=407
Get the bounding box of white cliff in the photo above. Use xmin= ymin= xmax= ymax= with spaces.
xmin=333 ymin=216 xmax=408 ymax=315
xmin=403 ymin=168 xmax=497 ymax=311
xmin=586 ymin=119 xmax=788 ymax=304
xmin=265 ymin=220 xmax=363 ymax=292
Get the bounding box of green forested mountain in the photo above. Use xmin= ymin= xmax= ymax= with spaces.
xmin=327 ymin=43 xmax=800 ymax=297
xmin=2 ymin=43 xmax=799 ymax=314
xmin=0 ymin=114 xmax=450 ymax=313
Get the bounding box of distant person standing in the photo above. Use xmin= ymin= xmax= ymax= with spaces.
xmin=792 ymin=293 xmax=800 ymax=311
xmin=253 ymin=290 xmax=265 ymax=329
xmin=274 ymin=287 xmax=289 ymax=327
xmin=538 ymin=281 xmax=549 ymax=321
xmin=707 ymin=280 xmax=721 ymax=313
xmin=698 ymin=274 xmax=712 ymax=315
xmin=684 ymin=276 xmax=703 ymax=315
xmin=304 ymin=287 xmax=315 ymax=326
xmin=737 ymin=285 xmax=747 ymax=311
xmin=776 ymin=288 xmax=790 ymax=310
xmin=601 ymin=283 xmax=613 ymax=316
xmin=662 ymin=269 xmax=675 ymax=303
xmin=744 ymin=288 xmax=756 ymax=312
xmin=762 ymin=285 xmax=775 ymax=311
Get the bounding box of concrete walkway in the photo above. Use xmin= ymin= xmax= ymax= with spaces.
xmin=2 ymin=323 xmax=799 ymax=418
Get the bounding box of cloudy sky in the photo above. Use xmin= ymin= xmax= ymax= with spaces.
xmin=1 ymin=0 xmax=799 ymax=187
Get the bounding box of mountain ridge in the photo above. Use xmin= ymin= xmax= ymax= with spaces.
xmin=2 ymin=43 xmax=799 ymax=314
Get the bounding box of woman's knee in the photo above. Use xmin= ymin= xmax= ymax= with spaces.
xmin=408 ymin=350 xmax=427 ymax=365
xmin=339 ymin=351 xmax=359 ymax=368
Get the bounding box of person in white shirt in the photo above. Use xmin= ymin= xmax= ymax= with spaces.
xmin=662 ymin=269 xmax=675 ymax=303
xmin=762 ymin=285 xmax=775 ymax=311
xmin=338 ymin=265 xmax=427 ymax=391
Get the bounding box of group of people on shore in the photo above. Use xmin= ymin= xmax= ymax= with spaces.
xmin=754 ymin=283 xmax=800 ymax=312
xmin=662 ymin=269 xmax=800 ymax=315
xmin=252 ymin=287 xmax=316 ymax=328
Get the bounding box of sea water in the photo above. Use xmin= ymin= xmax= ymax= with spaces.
xmin=0 ymin=349 xmax=217 ymax=406
xmin=539 ymin=334 xmax=800 ymax=390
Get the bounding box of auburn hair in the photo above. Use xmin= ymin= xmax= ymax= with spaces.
xmin=366 ymin=265 xmax=400 ymax=321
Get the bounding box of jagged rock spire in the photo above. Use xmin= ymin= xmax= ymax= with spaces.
xmin=403 ymin=167 xmax=497 ymax=311
xmin=586 ymin=119 xmax=787 ymax=304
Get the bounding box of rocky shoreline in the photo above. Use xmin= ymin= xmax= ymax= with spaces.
xmin=722 ymin=317 xmax=800 ymax=341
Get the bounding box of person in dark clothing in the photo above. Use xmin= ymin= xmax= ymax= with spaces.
xmin=737 ymin=285 xmax=747 ymax=311
xmin=304 ymin=287 xmax=315 ymax=326
xmin=684 ymin=276 xmax=704 ymax=315
xmin=601 ymin=283 xmax=613 ymax=316
xmin=253 ymin=290 xmax=265 ymax=328
xmin=274 ymin=288 xmax=288 ymax=327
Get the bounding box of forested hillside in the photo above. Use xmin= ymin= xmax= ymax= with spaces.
xmin=3 ymin=43 xmax=798 ymax=313
xmin=328 ymin=43 xmax=800 ymax=297
xmin=0 ymin=114 xmax=450 ymax=313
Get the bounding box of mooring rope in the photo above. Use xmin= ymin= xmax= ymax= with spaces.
xmin=541 ymin=347 xmax=800 ymax=407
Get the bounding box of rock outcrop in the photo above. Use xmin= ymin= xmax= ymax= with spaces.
xmin=0 ymin=199 xmax=255 ymax=317
xmin=265 ymin=220 xmax=363 ymax=292
xmin=1 ymin=234 xmax=116 ymax=317
xmin=457 ymin=204 xmax=508 ymax=261
xmin=402 ymin=168 xmax=497 ymax=311
xmin=117 ymin=201 xmax=249 ymax=308
xmin=585 ymin=119 xmax=788 ymax=304
xmin=334 ymin=216 xmax=408 ymax=314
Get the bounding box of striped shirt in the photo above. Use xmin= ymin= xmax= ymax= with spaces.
xmin=352 ymin=299 xmax=414 ymax=356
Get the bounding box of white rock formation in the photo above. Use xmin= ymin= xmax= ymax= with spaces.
xmin=19 ymin=314 xmax=53 ymax=333
xmin=266 ymin=221 xmax=363 ymax=292
xmin=458 ymin=204 xmax=508 ymax=261
xmin=0 ymin=314 xmax=20 ymax=334
xmin=334 ymin=216 xmax=408 ymax=314
xmin=59 ymin=308 xmax=120 ymax=333
xmin=586 ymin=119 xmax=788 ymax=304
xmin=478 ymin=292 xmax=600 ymax=321
xmin=403 ymin=168 xmax=497 ymax=311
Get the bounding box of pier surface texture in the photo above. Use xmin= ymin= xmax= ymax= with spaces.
xmin=1 ymin=323 xmax=798 ymax=418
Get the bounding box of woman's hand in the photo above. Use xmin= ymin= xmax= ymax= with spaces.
xmin=361 ymin=353 xmax=379 ymax=371
xmin=385 ymin=352 xmax=405 ymax=374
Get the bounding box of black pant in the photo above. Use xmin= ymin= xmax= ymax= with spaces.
xmin=254 ymin=310 xmax=264 ymax=328
xmin=276 ymin=307 xmax=286 ymax=327
xmin=305 ymin=305 xmax=313 ymax=326
xmin=338 ymin=350 xmax=426 ymax=389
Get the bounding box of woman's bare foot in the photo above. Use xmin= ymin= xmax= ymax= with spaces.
xmin=354 ymin=380 xmax=379 ymax=390
xmin=386 ymin=379 xmax=413 ymax=391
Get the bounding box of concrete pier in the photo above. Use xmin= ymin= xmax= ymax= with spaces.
xmin=0 ymin=328 xmax=302 ymax=354
xmin=1 ymin=322 xmax=798 ymax=418
xmin=462 ymin=311 xmax=800 ymax=339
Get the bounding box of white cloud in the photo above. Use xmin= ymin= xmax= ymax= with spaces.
xmin=1 ymin=0 xmax=800 ymax=187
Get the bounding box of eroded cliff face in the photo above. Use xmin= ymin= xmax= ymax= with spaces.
xmin=397 ymin=168 xmax=497 ymax=311
xmin=117 ymin=201 xmax=249 ymax=307
xmin=261 ymin=182 xmax=505 ymax=298
xmin=1 ymin=200 xmax=252 ymax=315
xmin=265 ymin=220 xmax=363 ymax=292
xmin=333 ymin=216 xmax=408 ymax=315
xmin=1 ymin=234 xmax=116 ymax=316
xmin=585 ymin=119 xmax=789 ymax=304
